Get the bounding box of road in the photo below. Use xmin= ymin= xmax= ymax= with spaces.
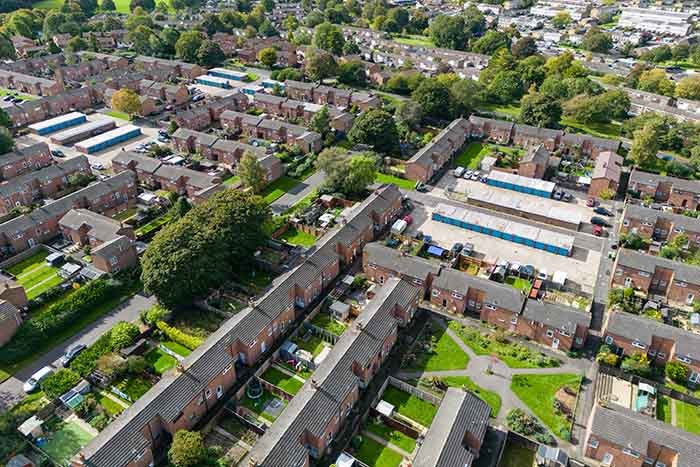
xmin=590 ymin=199 xmax=623 ymax=331
xmin=0 ymin=293 xmax=156 ymax=411
xmin=270 ymin=170 xmax=327 ymax=215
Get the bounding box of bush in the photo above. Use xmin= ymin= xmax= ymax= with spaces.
xmin=505 ymin=408 xmax=554 ymax=444
xmin=90 ymin=414 xmax=110 ymax=431
xmin=621 ymin=353 xmax=652 ymax=378
xmin=110 ymin=321 xmax=140 ymax=349
xmin=665 ymin=361 xmax=690 ymax=384
xmin=96 ymin=354 xmax=127 ymax=380
xmin=41 ymin=369 xmax=81 ymax=399
xmin=127 ymin=356 xmax=149 ymax=375
xmin=70 ymin=331 xmax=114 ymax=377
xmin=169 ymin=430 xmax=207 ymax=467
xmin=156 ymin=321 xmax=203 ymax=351
xmin=141 ymin=304 xmax=172 ymax=327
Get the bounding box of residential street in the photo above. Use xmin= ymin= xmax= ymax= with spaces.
xmin=270 ymin=170 xmax=326 ymax=215
xmin=0 ymin=293 xmax=155 ymax=411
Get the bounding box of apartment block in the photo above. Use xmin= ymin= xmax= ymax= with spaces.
xmin=405 ymin=118 xmax=470 ymax=182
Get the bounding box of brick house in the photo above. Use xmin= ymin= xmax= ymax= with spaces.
xmin=405 ymin=118 xmax=470 ymax=182
xmin=59 ymin=208 xmax=135 ymax=247
xmin=92 ymin=236 xmax=138 ymax=274
xmin=171 ymin=128 xmax=218 ymax=156
xmin=560 ymin=133 xmax=620 ymax=159
xmin=621 ymin=204 xmax=700 ymax=248
xmin=518 ymin=144 xmax=550 ymax=179
xmin=254 ymin=93 xmax=286 ymax=115
xmin=628 ymin=170 xmax=700 ymax=211
xmin=153 ymin=165 xmax=221 ymax=198
xmin=284 ymin=80 xmax=317 ymax=101
xmin=363 ymin=243 xmax=440 ymax=296
xmin=518 ymin=301 xmax=590 ymax=351
xmin=174 ymin=108 xmax=212 ymax=131
xmin=0 ymin=277 xmax=28 ymax=308
xmin=0 ymin=142 xmax=52 ymax=181
xmin=111 ymin=152 xmax=163 ymax=188
xmin=611 ymin=249 xmax=700 ymax=308
xmin=468 ymin=115 xmax=514 ymax=144
xmin=0 ymin=301 xmax=22 ymax=347
xmin=512 ymin=125 xmax=562 ymax=151
xmin=588 ymin=151 xmax=623 ymax=198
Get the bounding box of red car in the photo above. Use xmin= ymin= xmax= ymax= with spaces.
xmin=586 ymin=198 xmax=597 ymax=207
xmin=403 ymin=215 xmax=413 ymax=225
xmin=593 ymin=225 xmax=604 ymax=236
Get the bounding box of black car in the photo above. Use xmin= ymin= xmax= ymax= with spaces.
xmin=594 ymin=206 xmax=612 ymax=216
xmin=59 ymin=343 xmax=87 ymax=366
xmin=451 ymin=242 xmax=464 ymax=256
xmin=415 ymin=182 xmax=428 ymax=192
xmin=51 ymin=149 xmax=65 ymax=158
xmin=591 ymin=216 xmax=611 ymax=227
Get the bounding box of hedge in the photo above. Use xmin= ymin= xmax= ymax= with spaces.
xmin=70 ymin=331 xmax=114 ymax=377
xmin=156 ymin=321 xmax=203 ymax=351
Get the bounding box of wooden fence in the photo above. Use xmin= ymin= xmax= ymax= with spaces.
xmin=599 ymin=364 xmax=700 ymax=406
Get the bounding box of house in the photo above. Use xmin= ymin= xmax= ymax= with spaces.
xmin=111 ymin=151 xmax=163 ymax=188
xmin=153 ymin=165 xmax=221 ymax=199
xmin=611 ymin=249 xmax=700 ymax=308
xmin=0 ymin=142 xmax=52 ymax=181
xmin=0 ymin=277 xmax=28 ymax=308
xmin=621 ymin=204 xmax=700 ymax=248
xmin=405 ymin=118 xmax=470 ymax=182
xmin=362 ymin=243 xmax=440 ymax=296
xmin=618 ymin=7 xmax=692 ymax=35
xmin=92 ymin=236 xmax=139 ymax=274
xmin=604 ymin=311 xmax=700 ymax=380
xmin=589 ymin=151 xmax=623 ymax=198
xmin=518 ymin=144 xmax=550 ymax=179
xmin=518 ymin=301 xmax=590 ymax=351
xmin=0 ymin=301 xmax=22 ymax=347
xmin=412 ymin=388 xmax=490 ymax=467
xmin=171 ymin=128 xmax=218 ymax=156
xmin=59 ymin=208 xmax=135 ymax=246
xmin=512 ymin=125 xmax=562 ymax=151
xmin=559 ymin=133 xmax=620 ymax=159
xmin=468 ymin=116 xmax=513 ymax=144
xmin=628 ymin=170 xmax=700 ymax=211
xmin=284 ymin=80 xmax=317 ymax=102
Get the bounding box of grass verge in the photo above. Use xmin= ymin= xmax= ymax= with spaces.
xmin=375 ymin=172 xmax=416 ymax=190
xmin=439 ymin=376 xmax=502 ymax=417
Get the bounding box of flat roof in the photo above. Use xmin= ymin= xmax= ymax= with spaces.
xmin=75 ymin=125 xmax=141 ymax=149
xmin=468 ymin=189 xmax=582 ymax=226
xmin=488 ymin=170 xmax=556 ymax=193
xmin=196 ymin=74 xmax=232 ymax=84
xmin=434 ymin=203 xmax=575 ymax=252
xmin=28 ymin=112 xmax=85 ymax=132
xmin=209 ymin=67 xmax=247 ymax=78
xmin=50 ymin=119 xmax=115 ymax=143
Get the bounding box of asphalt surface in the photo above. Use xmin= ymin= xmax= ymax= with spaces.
xmin=270 ymin=170 xmax=327 ymax=215
xmin=0 ymin=293 xmax=155 ymax=411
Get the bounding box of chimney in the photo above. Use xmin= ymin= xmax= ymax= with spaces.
xmin=176 ymin=363 xmax=185 ymax=374
xmin=311 ymin=378 xmax=319 ymax=389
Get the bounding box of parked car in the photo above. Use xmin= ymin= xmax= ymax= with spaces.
xmin=416 ymin=182 xmax=428 ymax=192
xmin=594 ymin=206 xmax=612 ymax=216
xmin=592 ymin=225 xmax=604 ymax=236
xmin=59 ymin=344 xmax=87 ymax=367
xmin=563 ymin=192 xmax=572 ymax=202
xmin=470 ymin=172 xmax=480 ymax=181
xmin=451 ymin=242 xmax=464 ymax=256
xmin=192 ymin=94 xmax=205 ymax=102
xmin=2 ymin=95 xmax=13 ymax=102
xmin=464 ymin=170 xmax=473 ymax=179
xmin=454 ymin=166 xmax=465 ymax=178
xmin=90 ymin=162 xmax=104 ymax=170
xmin=590 ymin=216 xmax=611 ymax=227
xmin=24 ymin=366 xmax=54 ymax=393
xmin=165 ymin=105 xmax=173 ymax=111
xmin=586 ymin=198 xmax=597 ymax=207
xmin=51 ymin=149 xmax=65 ymax=158
xmin=553 ymin=190 xmax=563 ymax=201
xmin=461 ymin=243 xmax=474 ymax=256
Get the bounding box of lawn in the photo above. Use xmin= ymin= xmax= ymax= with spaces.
xmin=145 ymin=347 xmax=177 ymax=375
xmin=6 ymin=250 xmax=63 ymax=300
xmin=113 ymin=376 xmax=153 ymax=403
xmin=310 ymin=312 xmax=347 ymax=336
xmin=657 ymin=395 xmax=672 ymax=424
xmin=105 ymin=109 xmax=132 ymax=120
xmin=407 ymin=324 xmax=469 ymax=372
xmin=438 ymin=376 xmax=502 ymax=417
xmin=381 ymin=386 xmax=438 ymax=427
xmin=674 ymin=399 xmax=700 ymax=434
xmin=510 ymin=373 xmax=582 ymax=439
xmin=261 ymin=176 xmax=301 ymax=204
xmin=161 ymin=340 xmax=192 ymax=357
xmin=375 ymin=172 xmax=417 ymax=190
xmin=560 ymin=117 xmax=622 ymax=139
xmin=134 ymin=212 xmax=173 ymax=238
xmin=353 ymin=436 xmax=404 ymax=467
xmin=448 ymin=322 xmax=559 ymax=369
xmin=366 ymin=420 xmax=417 ymax=453
xmin=42 ymin=420 xmax=96 ymax=466
xmin=0 ymin=87 xmax=38 ymax=101
xmin=240 ymin=389 xmax=286 ymax=422
xmin=277 ymin=361 xmax=313 ymax=380
xmin=479 ymin=102 xmax=521 ymax=118
xmin=505 ymin=276 xmax=532 ymax=294
xmin=293 ymin=333 xmax=330 ymax=357
xmin=260 ymin=367 xmax=304 ymax=396
xmin=393 ymin=34 xmax=434 ymax=47
xmin=223 ymin=174 xmax=241 ymax=186
xmin=97 ymin=392 xmax=125 ymax=417
xmin=35 ymin=0 xmax=130 ymax=10
xmin=498 ymin=442 xmax=536 ymax=467
xmin=279 ymin=227 xmax=317 ymax=248
xmin=113 ymin=207 xmax=138 ymax=221
xmin=455 ymin=142 xmax=489 ymax=169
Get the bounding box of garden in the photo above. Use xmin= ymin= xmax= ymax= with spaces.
xmin=365 ymin=419 xmax=417 ymax=453
xmin=657 ymin=395 xmax=700 ymax=435
xmin=498 ymin=441 xmax=536 ymax=467
xmin=351 ymin=436 xmax=404 ymax=467
xmin=310 ymin=312 xmax=348 ymax=336
xmin=39 ymin=418 xmax=96 ymax=466
xmin=402 ymin=321 xmax=470 ymax=372
xmin=260 ymin=366 xmax=305 ymax=396
xmin=261 ymin=176 xmax=303 ymax=205
xmin=448 ymin=322 xmax=559 ymax=369
xmin=380 ymin=386 xmax=438 ymax=428
xmin=291 ymin=329 xmax=332 ymax=358
xmin=375 ymin=172 xmax=417 ymax=190
xmin=279 ymin=226 xmax=317 ymax=248
xmin=5 ymin=250 xmax=63 ymax=300
xmin=417 ymin=376 xmax=502 ymax=418
xmin=239 ymin=388 xmax=287 ymax=423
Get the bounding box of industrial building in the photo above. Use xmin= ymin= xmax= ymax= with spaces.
xmin=433 ymin=203 xmax=575 ymax=256
xmin=618 ymin=8 xmax=692 ymax=36
xmin=27 ymin=112 xmax=86 ymax=136
xmin=467 ymin=189 xmax=582 ymax=230
xmin=487 ymin=171 xmax=556 ymax=198
xmin=49 ymin=119 xmax=116 ymax=146
xmin=74 ymin=125 xmax=141 ymax=154
xmin=208 ymin=68 xmax=247 ymax=81
xmin=195 ymin=75 xmax=232 ymax=89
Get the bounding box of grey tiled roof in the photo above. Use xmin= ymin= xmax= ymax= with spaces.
xmin=364 ymin=243 xmax=440 ymax=281
xmin=629 ymin=169 xmax=700 ymax=194
xmin=0 ymin=300 xmax=19 ymax=322
xmin=111 ymin=151 xmax=162 ymax=174
xmin=522 ymin=301 xmax=590 ymax=333
xmin=606 ymin=311 xmax=700 ymax=359
xmin=92 ymin=235 xmax=133 ymax=259
xmin=59 ymin=209 xmax=123 ymax=243
xmin=521 ymin=144 xmax=550 ymax=165
xmin=624 ymin=204 xmax=700 ymax=234
xmin=617 ymin=249 xmax=700 ymax=285
xmin=408 ymin=118 xmax=469 ymax=167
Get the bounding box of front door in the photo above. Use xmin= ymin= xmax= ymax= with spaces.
xmin=216 ymin=385 xmax=223 ymax=399
xmin=552 ymin=338 xmax=560 ymax=350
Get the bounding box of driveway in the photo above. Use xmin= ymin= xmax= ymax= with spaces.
xmin=270 ymin=171 xmax=326 ymax=215
xmin=0 ymin=293 xmax=156 ymax=411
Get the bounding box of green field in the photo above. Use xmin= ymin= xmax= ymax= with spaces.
xmin=393 ymin=34 xmax=434 ymax=48
xmin=310 ymin=312 xmax=347 ymax=336
xmin=408 ymin=324 xmax=469 ymax=372
xmin=260 ymin=367 xmax=304 ymax=396
xmin=354 ymin=436 xmax=404 ymax=467
xmin=6 ymin=250 xmax=63 ymax=300
xmin=223 ymin=175 xmax=241 ymax=186
xmin=261 ymin=176 xmax=302 ymax=204
xmin=479 ymin=103 xmax=521 ymax=118
xmin=145 ymin=347 xmax=177 ymax=375
xmin=375 ymin=172 xmax=416 ymax=190
xmin=438 ymin=376 xmax=502 ymax=417
xmin=279 ymin=227 xmax=317 ymax=248
xmin=510 ymin=373 xmax=582 ymax=439
xmin=381 ymin=386 xmax=438 ymax=427
xmin=366 ymin=420 xmax=417 ymax=453
xmin=674 ymin=399 xmax=700 ymax=434
xmin=42 ymin=420 xmax=96 ymax=465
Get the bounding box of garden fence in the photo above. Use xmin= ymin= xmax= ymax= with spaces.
xmin=158 ymin=343 xmax=184 ymax=362
xmin=599 ymin=364 xmax=700 ymax=406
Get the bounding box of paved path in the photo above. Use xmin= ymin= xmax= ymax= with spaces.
xmin=0 ymin=293 xmax=156 ymax=411
xmin=362 ymin=430 xmax=414 ymax=458
xmin=270 ymin=171 xmax=326 ymax=215
xmin=99 ymin=390 xmax=130 ymax=409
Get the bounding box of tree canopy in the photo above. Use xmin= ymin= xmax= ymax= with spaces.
xmin=316 ymin=147 xmax=378 ymax=196
xmin=347 ymin=109 xmax=399 ymax=154
xmin=111 ymin=88 xmax=141 ymax=118
xmin=237 ymin=152 xmax=267 ymax=194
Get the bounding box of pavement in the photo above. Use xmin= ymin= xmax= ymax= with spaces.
xmin=0 ymin=293 xmax=156 ymax=411
xmin=270 ymin=171 xmax=327 ymax=215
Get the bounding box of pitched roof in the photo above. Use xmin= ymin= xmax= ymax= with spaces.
xmin=629 ymin=169 xmax=700 ymax=194
xmin=59 ymin=209 xmax=123 ymax=243
xmin=0 ymin=300 xmax=19 ymax=322
xmin=522 ymin=301 xmax=590 ymax=333
xmin=606 ymin=311 xmax=700 ymax=359
xmin=616 ymin=249 xmax=700 ymax=285
xmin=624 ymin=204 xmax=700 ymax=234
xmin=592 ymin=151 xmax=623 ymax=181
xmin=521 ymin=144 xmax=550 ymax=165
xmin=364 ymin=243 xmax=440 ymax=280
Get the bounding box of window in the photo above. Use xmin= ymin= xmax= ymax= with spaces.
xmin=638 ymin=271 xmax=650 ymax=278
xmin=452 ymin=292 xmax=464 ymax=300
xmin=605 ymin=335 xmax=614 ymax=345
xmin=689 ymin=372 xmax=699 ymax=383
xmin=485 ymin=303 xmax=496 ymax=310
xmin=677 ymin=355 xmax=691 ymax=364
xmin=413 ymin=279 xmax=423 ymax=286
xmin=576 ymin=337 xmax=583 ymax=345
xmin=632 ymin=340 xmax=646 ymax=349
xmin=588 ymin=439 xmax=599 ymax=448
xmin=658 ymin=352 xmax=666 ymax=359
xmin=510 ymin=317 xmax=518 ymax=325
xmin=546 ymin=330 xmax=554 ymax=338
xmin=687 ymin=293 xmax=695 ymax=305
xmin=624 ymin=277 xmax=632 ymax=287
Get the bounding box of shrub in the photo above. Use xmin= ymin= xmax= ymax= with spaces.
xmin=156 ymin=321 xmax=203 ymax=350
xmin=141 ymin=304 xmax=172 ymax=326
xmin=96 ymin=354 xmax=127 ymax=380
xmin=505 ymin=408 xmax=554 ymax=444
xmin=596 ymin=345 xmax=619 ymax=367
xmin=110 ymin=321 xmax=140 ymax=349
xmin=70 ymin=331 xmax=114 ymax=377
xmin=127 ymin=356 xmax=149 ymax=375
xmin=41 ymin=369 xmax=81 ymax=399
xmin=621 ymin=353 xmax=652 ymax=378
xmin=90 ymin=414 xmax=110 ymax=431
xmin=169 ymin=430 xmax=207 ymax=467
xmin=665 ymin=361 xmax=690 ymax=384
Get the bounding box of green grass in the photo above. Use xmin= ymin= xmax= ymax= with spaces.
xmin=448 ymin=322 xmax=559 ymax=369
xmin=223 ymin=175 xmax=241 ymax=186
xmin=114 ymin=376 xmax=153 ymax=403
xmin=35 ymin=0 xmax=130 ymax=11
xmin=135 ymin=213 xmax=173 ymax=238
xmin=479 ymin=102 xmax=521 ymax=118
xmin=665 ymin=381 xmax=700 ymax=398
xmin=381 ymin=386 xmax=438 ymax=427
xmin=561 ymin=117 xmax=622 ymax=139
xmin=353 ymin=436 xmax=404 ymax=467
xmin=113 ymin=207 xmax=138 ymax=221
xmin=455 ymin=142 xmax=489 ymax=169
xmin=42 ymin=420 xmax=95 ymax=465
xmin=6 ymin=250 xmax=63 ymax=300
xmin=393 ymin=34 xmax=434 ymax=48
xmin=310 ymin=312 xmax=347 ymax=336
xmin=674 ymin=399 xmax=700 ymax=434
xmin=240 ymin=389 xmax=286 ymax=422
xmin=498 ymin=442 xmax=536 ymax=467
xmin=375 ymin=172 xmax=417 ymax=190
xmin=0 ymin=87 xmax=38 ymax=101
xmin=505 ymin=276 xmax=532 ymax=294
xmin=260 ymin=367 xmax=304 ymax=396
xmin=438 ymin=376 xmax=502 ymax=417
xmin=366 ymin=421 xmax=417 ymax=453
xmin=277 ymin=361 xmax=313 ymax=380
xmin=510 ymin=373 xmax=582 ymax=439
xmin=292 ymin=334 xmax=329 ymax=357
xmin=97 ymin=392 xmax=125 ymax=417
xmin=657 ymin=395 xmax=672 ymax=423
xmin=408 ymin=324 xmax=469 ymax=372
xmin=279 ymin=227 xmax=317 ymax=247
xmin=161 ymin=340 xmax=192 ymax=357
xmin=105 ymin=110 xmax=132 ymax=120
xmin=145 ymin=348 xmax=177 ymax=375
xmin=261 ymin=176 xmax=302 ymax=204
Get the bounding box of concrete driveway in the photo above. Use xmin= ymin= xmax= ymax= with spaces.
xmin=0 ymin=293 xmax=156 ymax=411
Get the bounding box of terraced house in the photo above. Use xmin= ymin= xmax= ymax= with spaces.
xmin=0 ymin=142 xmax=52 ymax=181
xmin=405 ymin=118 xmax=470 ymax=182
xmin=621 ymin=204 xmax=700 ymax=247
xmin=244 ymin=277 xmax=420 ymax=466
xmin=603 ymin=311 xmax=700 ymax=384
xmin=628 ymin=170 xmax=700 ymax=211
xmin=70 ymin=184 xmax=403 ymax=467
xmin=611 ymin=249 xmax=700 ymax=308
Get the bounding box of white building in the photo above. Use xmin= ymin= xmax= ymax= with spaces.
xmin=530 ymin=0 xmax=592 ymax=21
xmin=618 ymin=7 xmax=692 ymax=36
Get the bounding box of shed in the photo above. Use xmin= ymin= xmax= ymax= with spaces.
xmin=45 ymin=252 xmax=65 ymax=266
xmin=7 ymin=454 xmax=35 ymax=467
xmin=59 ymin=262 xmax=82 ymax=279
xmin=336 ymin=453 xmax=355 ymax=467
xmin=536 ymin=445 xmax=568 ymax=467
xmin=481 ymin=156 xmax=497 ymax=172
xmin=551 ymin=271 xmax=567 ymax=290
xmin=329 ymin=301 xmax=350 ymax=321
xmin=18 ymin=416 xmax=44 ymax=437
xmin=391 ymin=219 xmax=407 ymax=235
xmin=280 ymin=341 xmax=297 ymax=360
xmin=295 ymin=349 xmax=313 ymax=367
xmin=377 ymin=400 xmax=395 ymax=417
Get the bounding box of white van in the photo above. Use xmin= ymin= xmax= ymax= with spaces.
xmin=24 ymin=366 xmax=54 ymax=393
xmin=454 ymin=166 xmax=465 ymax=178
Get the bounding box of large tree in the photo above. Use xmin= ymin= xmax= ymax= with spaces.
xmin=0 ymin=34 xmax=17 ymax=60
xmin=512 ymin=36 xmax=537 ymax=59
xmin=141 ymin=190 xmax=269 ymax=307
xmin=347 ymin=109 xmax=399 ymax=154
xmin=237 ymin=152 xmax=267 ymax=194
xmin=316 ymin=148 xmax=378 ymax=196
xmin=412 ymin=78 xmax=451 ymax=120
xmin=394 ymin=100 xmax=422 ymax=131
xmin=629 ymin=124 xmax=660 ymax=167
xmin=676 ymin=76 xmax=700 ymax=100
xmin=257 ymin=47 xmax=277 ymax=68
xmin=304 ymin=47 xmax=337 ymax=82
xmin=111 ymin=88 xmax=141 ymax=118
xmin=450 ymin=79 xmax=483 ymax=117
xmin=312 ymin=21 xmax=345 ymax=55
xmin=637 ymin=68 xmax=675 ymax=96
xmin=520 ymin=90 xmax=562 ymax=128
xmin=582 ymin=27 xmax=613 ymax=53
xmin=310 ymin=105 xmax=331 ymax=138
xmin=175 ymin=30 xmax=205 ymax=63
xmin=196 ymin=40 xmax=225 ymax=67
xmin=0 ymin=127 xmax=13 ymax=154
xmin=338 ymin=61 xmax=366 ymax=87
xmin=429 ymin=15 xmax=469 ymax=50
xmin=0 ymin=108 xmax=12 ymax=129
xmin=471 ymin=30 xmax=511 ymax=56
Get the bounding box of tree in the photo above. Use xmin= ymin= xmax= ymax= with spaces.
xmin=450 ymin=79 xmax=483 ymax=116
xmin=629 ymin=124 xmax=660 ymax=167
xmin=270 ymin=67 xmax=304 ymax=82
xmin=348 ymin=109 xmax=399 ymax=153
xmin=0 ymin=34 xmax=16 ymax=60
xmin=638 ymin=68 xmax=675 ymax=96
xmin=342 ymin=40 xmax=361 ymax=56
xmin=41 ymin=369 xmax=81 ymax=399
xmin=338 ymin=61 xmax=366 ymax=87
xmin=551 ymin=11 xmax=571 ymax=28
xmin=110 ymin=321 xmax=140 ymax=349
xmin=169 ymin=197 xmax=191 ymax=220
xmin=665 ymin=361 xmax=690 ymax=384
xmin=621 ymin=353 xmax=652 ymax=378
xmin=520 ymin=89 xmax=562 ymax=127
xmin=237 ymin=152 xmax=267 ymax=194
xmin=257 ymin=47 xmax=277 ymax=68
xmin=169 ymin=430 xmax=207 ymax=467
xmin=310 ymin=105 xmax=331 ymax=137
xmin=170 ymin=0 xmax=185 ymax=10
xmin=429 ymin=15 xmax=469 ymax=50
xmin=0 ymin=108 xmax=12 ymax=129
xmin=196 ymin=40 xmax=224 ymax=67
xmin=175 ymin=30 xmax=204 ymax=63
xmin=387 ymin=7 xmax=409 ymax=29
xmin=101 ymin=0 xmax=116 ymax=10
xmin=283 ymin=14 xmax=299 ymax=31
xmin=313 ymin=22 xmax=345 ymax=55
xmin=676 ymin=76 xmax=700 ymax=100
xmin=316 ymin=148 xmax=378 ymax=195
xmin=66 ymin=36 xmax=88 ymax=53
xmin=395 ymin=100 xmax=422 ymax=131
xmin=412 ymin=78 xmax=451 ymax=120
xmin=0 ymin=127 xmax=13 ymax=154
xmin=262 ymin=0 xmax=274 ymax=11
xmin=111 ymin=88 xmax=141 ymax=118
xmin=582 ymin=27 xmax=613 ymax=53
xmin=304 ymin=47 xmax=337 ymax=82
xmin=512 ymin=36 xmax=537 ymax=59
xmin=471 ymin=31 xmax=511 ymax=56
xmin=130 ymin=0 xmax=155 ymax=10
xmin=486 ymin=70 xmax=524 ymax=103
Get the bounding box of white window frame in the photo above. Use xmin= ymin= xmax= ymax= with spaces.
xmin=605 ymin=335 xmax=614 ymax=345
xmin=546 ymin=329 xmax=554 ymax=338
